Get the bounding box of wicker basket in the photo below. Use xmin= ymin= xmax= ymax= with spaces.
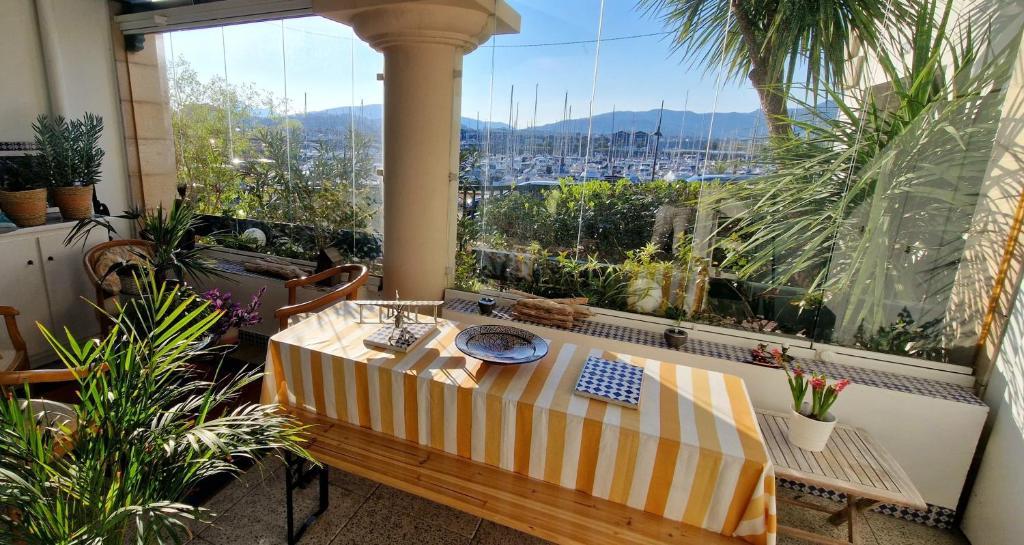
xmin=53 ymin=185 xmax=94 ymax=220
xmin=0 ymin=188 xmax=48 ymax=227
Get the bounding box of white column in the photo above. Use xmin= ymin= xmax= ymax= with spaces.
xmin=315 ymin=0 xmax=520 ymax=300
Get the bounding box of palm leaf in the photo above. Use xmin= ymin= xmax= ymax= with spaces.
xmin=0 ymin=275 xmax=310 ymax=544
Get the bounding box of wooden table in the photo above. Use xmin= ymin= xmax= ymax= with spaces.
xmin=263 ymin=303 xmax=778 ymax=545
xmin=756 ymin=410 xmax=926 ymax=545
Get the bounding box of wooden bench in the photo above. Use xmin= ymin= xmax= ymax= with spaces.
xmin=756 ymin=410 xmax=926 ymax=545
xmin=288 ymin=406 xmax=744 ymax=545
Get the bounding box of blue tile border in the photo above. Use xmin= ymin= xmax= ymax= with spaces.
xmin=0 ymin=141 xmax=38 ymax=155
xmin=778 ymin=478 xmax=956 ymax=529
xmin=444 ymin=297 xmax=984 ymax=406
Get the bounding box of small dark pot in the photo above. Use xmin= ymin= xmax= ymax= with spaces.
xmin=663 ymin=327 xmax=688 ymax=349
xmin=478 ymin=296 xmax=496 ymax=316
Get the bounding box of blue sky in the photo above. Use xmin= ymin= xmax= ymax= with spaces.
xmin=163 ymin=0 xmax=760 ymax=125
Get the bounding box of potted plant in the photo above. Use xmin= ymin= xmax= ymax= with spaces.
xmin=0 ymin=155 xmax=49 ymax=227
xmin=0 ymin=276 xmax=309 ymax=544
xmin=622 ymin=243 xmax=667 ymax=314
xmin=780 ymin=355 xmax=851 ymax=451
xmin=66 ymin=201 xmax=224 ymax=284
xmin=34 ymin=113 xmax=104 ymax=220
xmin=200 ymin=286 xmax=267 ymax=345
xmin=664 ymin=315 xmax=687 ymax=349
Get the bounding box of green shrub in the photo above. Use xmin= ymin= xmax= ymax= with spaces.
xmin=478 ymin=178 xmax=700 ymax=263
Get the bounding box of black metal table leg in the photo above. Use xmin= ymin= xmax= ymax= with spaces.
xmin=284 ymin=452 xmax=329 ymax=545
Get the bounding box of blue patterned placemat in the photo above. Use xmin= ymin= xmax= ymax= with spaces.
xmin=574 ymin=356 xmax=645 ymax=409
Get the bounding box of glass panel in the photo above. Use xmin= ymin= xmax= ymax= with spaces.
xmin=458 ymin=0 xmax=764 ymax=321
xmin=163 ymin=17 xmax=384 ymax=270
xmin=455 ymin=0 xmax=1019 ymax=368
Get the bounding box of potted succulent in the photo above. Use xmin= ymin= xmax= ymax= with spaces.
xmin=0 ymin=155 xmax=49 ymax=227
xmin=780 ymin=354 xmax=851 ymax=451
xmin=663 ymin=316 xmax=688 ymax=349
xmin=478 ymin=295 xmax=497 ymax=315
xmin=201 ymin=286 xmax=267 ymax=345
xmin=34 ymin=112 xmax=104 ymax=220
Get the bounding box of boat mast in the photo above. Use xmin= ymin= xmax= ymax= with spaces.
xmin=651 ymin=100 xmax=664 ymax=182
xmin=609 ymin=104 xmax=616 ymax=176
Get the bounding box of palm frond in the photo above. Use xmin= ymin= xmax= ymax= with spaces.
xmin=0 ymin=274 xmax=310 ymax=544
xmin=706 ymin=0 xmax=1014 ymax=352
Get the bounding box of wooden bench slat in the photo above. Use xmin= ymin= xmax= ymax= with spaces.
xmin=290 ymin=407 xmax=745 ymax=545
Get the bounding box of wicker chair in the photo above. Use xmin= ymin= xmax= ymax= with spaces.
xmin=83 ymin=239 xmax=155 ymax=334
xmin=275 ymin=264 xmax=369 ymax=331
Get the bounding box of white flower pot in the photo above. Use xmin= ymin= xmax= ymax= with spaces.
xmin=627 ymin=275 xmax=663 ymax=314
xmin=788 ymin=405 xmax=836 ymax=452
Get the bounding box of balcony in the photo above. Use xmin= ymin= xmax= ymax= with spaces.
xmin=1 ymin=1 xmax=1023 ymax=544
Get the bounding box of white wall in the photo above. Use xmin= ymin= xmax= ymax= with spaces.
xmin=963 ymin=243 xmax=1024 ymax=541
xmin=960 ymin=4 xmax=1024 ymax=542
xmin=964 ymin=324 xmax=1024 ymax=544
xmin=0 ymin=0 xmax=50 ymax=141
xmin=34 ymin=0 xmax=131 ymax=212
xmin=0 ymin=0 xmax=131 ymax=213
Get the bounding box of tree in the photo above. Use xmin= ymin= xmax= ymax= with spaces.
xmin=168 ymin=57 xmax=381 ymax=260
xmin=638 ymin=0 xmax=899 ymax=136
xmin=707 ymin=0 xmax=1012 ymax=353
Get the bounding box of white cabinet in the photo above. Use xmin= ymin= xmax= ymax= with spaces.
xmin=38 ymin=231 xmax=101 ymax=343
xmin=0 ymin=222 xmax=101 ymax=366
xmin=0 ymin=236 xmax=53 ymax=357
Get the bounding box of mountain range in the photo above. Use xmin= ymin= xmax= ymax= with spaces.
xmin=266 ymin=103 xmax=831 ymax=140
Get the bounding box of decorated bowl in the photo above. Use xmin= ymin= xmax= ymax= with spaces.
xmin=454 ymin=325 xmax=548 ymax=365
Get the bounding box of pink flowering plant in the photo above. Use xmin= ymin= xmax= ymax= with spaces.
xmin=200 ymin=286 xmax=266 ymax=335
xmin=781 ymin=360 xmax=851 ymax=421
xmin=751 ymin=343 xmax=794 ymax=367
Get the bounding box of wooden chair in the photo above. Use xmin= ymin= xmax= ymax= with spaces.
xmin=0 ymin=305 xmax=99 ymax=400
xmin=83 ymin=239 xmax=155 ymax=334
xmin=275 ymin=264 xmax=369 ymax=331
xmin=1 ymin=306 xmax=28 ymax=373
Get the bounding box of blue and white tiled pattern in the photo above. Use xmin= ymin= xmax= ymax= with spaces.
xmin=574 ymin=356 xmax=645 ymax=408
xmin=444 ymin=297 xmax=983 ymax=406
xmin=0 ymin=141 xmax=38 ymax=154
xmin=778 ymin=478 xmax=957 ymax=529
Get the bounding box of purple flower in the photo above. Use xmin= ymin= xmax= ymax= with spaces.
xmin=201 ymin=287 xmax=266 ymax=334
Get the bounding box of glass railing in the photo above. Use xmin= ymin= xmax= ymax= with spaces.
xmin=454 ymin=0 xmax=1021 ymax=368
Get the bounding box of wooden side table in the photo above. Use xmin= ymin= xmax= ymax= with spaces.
xmin=756 ymin=410 xmax=927 ymax=545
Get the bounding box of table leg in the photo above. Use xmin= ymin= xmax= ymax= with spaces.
xmin=285 ymin=452 xmax=330 ymax=545
xmin=828 ymin=497 xmax=878 ymax=526
xmin=846 ymin=495 xmax=857 ymax=543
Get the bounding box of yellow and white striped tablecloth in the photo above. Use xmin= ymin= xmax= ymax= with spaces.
xmin=262 ymin=303 xmax=776 ymax=545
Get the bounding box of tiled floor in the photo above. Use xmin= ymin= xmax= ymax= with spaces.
xmin=183 ymin=457 xmax=971 ymax=545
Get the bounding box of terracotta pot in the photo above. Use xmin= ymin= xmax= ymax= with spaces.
xmin=788 ymin=404 xmax=836 ymax=452
xmin=0 ymin=188 xmax=48 ymax=227
xmin=218 ymin=326 xmax=240 ymax=346
xmin=52 ymin=185 xmax=94 ymax=220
